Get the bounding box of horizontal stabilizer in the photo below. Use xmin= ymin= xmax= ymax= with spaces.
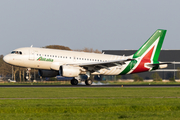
xmin=147 ymin=62 xmax=172 ymax=66
xmin=146 ymin=62 xmax=172 ymax=69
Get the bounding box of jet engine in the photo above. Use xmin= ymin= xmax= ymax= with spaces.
xmin=38 ymin=69 xmax=59 ymax=77
xmin=59 ymin=65 xmax=80 ymax=77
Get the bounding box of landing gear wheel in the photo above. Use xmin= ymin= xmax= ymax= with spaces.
xmin=85 ymin=79 xmax=93 ymax=85
xmin=71 ymin=79 xmax=78 ymax=85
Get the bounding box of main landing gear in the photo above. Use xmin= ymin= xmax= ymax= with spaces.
xmin=70 ymin=78 xmax=78 ymax=85
xmin=85 ymin=79 xmax=93 ymax=85
xmin=70 ymin=76 xmax=93 ymax=85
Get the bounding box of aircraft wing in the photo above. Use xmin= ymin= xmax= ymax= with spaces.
xmin=76 ymin=59 xmax=134 ymax=71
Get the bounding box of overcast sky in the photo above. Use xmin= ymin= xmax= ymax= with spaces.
xmin=0 ymin=0 xmax=180 ymax=55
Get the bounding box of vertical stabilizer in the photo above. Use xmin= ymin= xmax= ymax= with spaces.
xmin=133 ymin=29 xmax=167 ymax=62
xmin=120 ymin=29 xmax=167 ymax=75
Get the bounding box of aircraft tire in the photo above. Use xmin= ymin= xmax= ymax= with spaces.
xmin=71 ymin=79 xmax=78 ymax=85
xmin=85 ymin=79 xmax=93 ymax=85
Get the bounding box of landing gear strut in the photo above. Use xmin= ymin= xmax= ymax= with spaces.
xmin=85 ymin=71 xmax=93 ymax=85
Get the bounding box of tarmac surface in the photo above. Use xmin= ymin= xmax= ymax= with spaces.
xmin=0 ymin=85 xmax=180 ymax=87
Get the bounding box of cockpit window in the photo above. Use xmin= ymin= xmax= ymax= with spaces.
xmin=11 ymin=51 xmax=22 ymax=55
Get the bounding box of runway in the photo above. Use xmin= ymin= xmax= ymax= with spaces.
xmin=0 ymin=84 xmax=180 ymax=87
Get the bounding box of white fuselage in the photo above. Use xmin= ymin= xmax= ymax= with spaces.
xmin=4 ymin=47 xmax=132 ymax=75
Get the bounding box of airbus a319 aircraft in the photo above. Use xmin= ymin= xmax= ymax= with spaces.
xmin=4 ymin=29 xmax=168 ymax=85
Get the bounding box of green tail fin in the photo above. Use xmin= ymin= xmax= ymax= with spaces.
xmin=133 ymin=29 xmax=167 ymax=62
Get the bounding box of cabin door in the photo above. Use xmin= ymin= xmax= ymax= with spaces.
xmin=29 ymin=48 xmax=35 ymax=60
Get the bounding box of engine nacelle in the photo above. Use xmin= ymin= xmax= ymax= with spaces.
xmin=59 ymin=65 xmax=80 ymax=77
xmin=38 ymin=69 xmax=59 ymax=77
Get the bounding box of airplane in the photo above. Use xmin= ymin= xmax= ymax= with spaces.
xmin=3 ymin=29 xmax=169 ymax=85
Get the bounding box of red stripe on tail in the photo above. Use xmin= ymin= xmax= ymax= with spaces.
xmin=131 ymin=46 xmax=154 ymax=73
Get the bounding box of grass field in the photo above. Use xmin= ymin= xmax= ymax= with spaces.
xmin=0 ymin=87 xmax=180 ymax=120
xmin=1 ymin=81 xmax=180 ymax=85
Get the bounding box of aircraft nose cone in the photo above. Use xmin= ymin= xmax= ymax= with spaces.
xmin=3 ymin=55 xmax=9 ymax=63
